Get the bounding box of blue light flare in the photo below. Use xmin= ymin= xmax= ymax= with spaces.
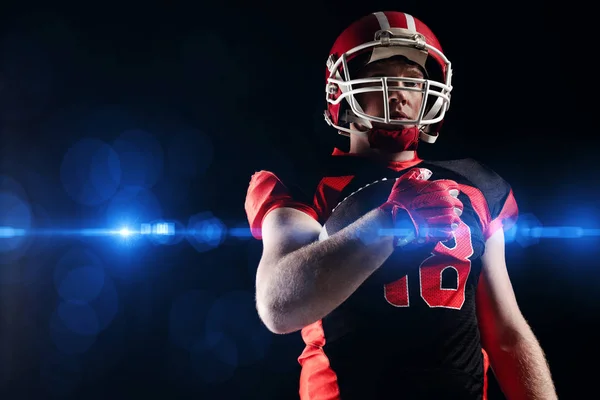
xmin=0 ymin=226 xmax=26 ymax=238
xmin=0 ymin=213 xmax=597 ymax=253
xmin=0 ymin=221 xmax=176 ymax=239
xmin=0 ymin=223 xmax=598 ymax=243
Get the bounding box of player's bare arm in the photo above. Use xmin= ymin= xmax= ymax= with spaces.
xmin=476 ymin=229 xmax=557 ymax=399
xmin=256 ymin=206 xmax=395 ymax=334
xmin=254 ymin=168 xmax=461 ymax=334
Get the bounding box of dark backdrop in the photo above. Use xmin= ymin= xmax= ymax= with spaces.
xmin=0 ymin=1 xmax=592 ymax=399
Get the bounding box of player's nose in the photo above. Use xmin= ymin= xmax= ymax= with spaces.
xmin=388 ymin=86 xmax=407 ymax=104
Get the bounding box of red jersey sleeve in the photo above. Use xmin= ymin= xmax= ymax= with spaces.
xmin=484 ymin=188 xmax=518 ymax=240
xmin=444 ymin=158 xmax=519 ymax=241
xmin=244 ymin=170 xmax=319 ymax=240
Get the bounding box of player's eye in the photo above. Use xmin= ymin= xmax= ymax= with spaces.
xmin=403 ymin=79 xmax=425 ymax=88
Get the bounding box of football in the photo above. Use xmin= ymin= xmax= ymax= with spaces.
xmin=319 ymin=177 xmax=397 ymax=240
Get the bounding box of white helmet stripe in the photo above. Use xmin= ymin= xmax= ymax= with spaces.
xmin=404 ymin=14 xmax=416 ymax=32
xmin=372 ymin=12 xmax=391 ymax=30
xmin=373 ymin=12 xmax=416 ymax=32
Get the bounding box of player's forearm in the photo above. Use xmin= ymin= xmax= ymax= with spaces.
xmin=258 ymin=208 xmax=395 ymax=334
xmin=488 ymin=323 xmax=557 ymax=399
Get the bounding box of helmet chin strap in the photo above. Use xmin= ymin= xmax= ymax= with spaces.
xmin=367 ymin=126 xmax=420 ymax=152
xmin=344 ymin=113 xmax=420 ymax=153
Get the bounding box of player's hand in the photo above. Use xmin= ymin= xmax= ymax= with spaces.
xmin=379 ymin=168 xmax=463 ymax=246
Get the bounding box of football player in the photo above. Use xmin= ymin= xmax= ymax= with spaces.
xmin=245 ymin=11 xmax=556 ymax=400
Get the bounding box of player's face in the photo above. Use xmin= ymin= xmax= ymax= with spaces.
xmin=354 ymin=59 xmax=424 ymax=129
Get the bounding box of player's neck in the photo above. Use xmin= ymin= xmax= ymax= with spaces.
xmin=376 ymin=150 xmax=417 ymax=162
xmin=349 ymin=141 xmax=417 ymax=162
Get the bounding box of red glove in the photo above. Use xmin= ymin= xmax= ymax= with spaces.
xmin=379 ymin=168 xmax=463 ymax=246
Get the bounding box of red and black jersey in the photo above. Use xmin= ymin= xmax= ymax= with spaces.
xmin=245 ymin=149 xmax=518 ymax=400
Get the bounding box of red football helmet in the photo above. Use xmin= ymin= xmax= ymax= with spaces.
xmin=324 ymin=11 xmax=452 ymax=144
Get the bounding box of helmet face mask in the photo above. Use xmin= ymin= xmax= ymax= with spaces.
xmin=324 ymin=12 xmax=453 ymax=144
